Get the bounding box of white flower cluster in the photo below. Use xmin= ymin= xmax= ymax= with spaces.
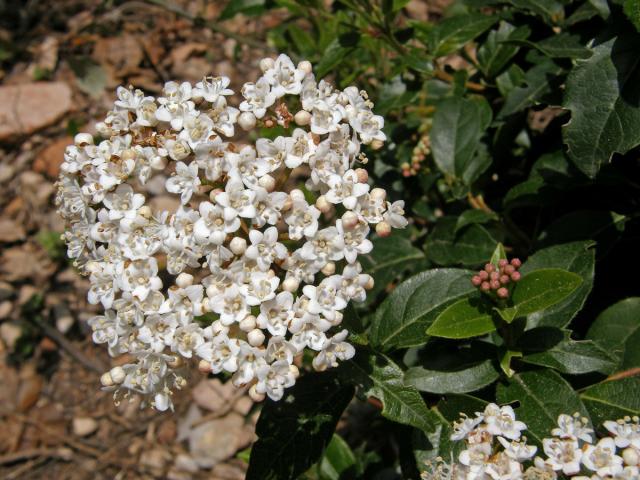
xmin=55 ymin=54 xmax=407 ymax=411
xmin=422 ymin=405 xmax=640 ymax=480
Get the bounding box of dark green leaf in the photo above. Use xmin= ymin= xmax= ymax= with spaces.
xmin=428 ymin=15 xmax=498 ymax=56
xmin=587 ymin=297 xmax=640 ymax=369
xmin=497 ymin=369 xmax=591 ymax=445
xmin=405 ymin=359 xmax=499 ymax=394
xmin=506 ymin=0 xmax=564 ymax=23
xmin=426 ymin=217 xmax=498 ymax=267
xmin=431 ymin=97 xmax=492 ymax=181
xmin=315 ymin=38 xmax=356 ymax=78
xmin=498 ymin=59 xmax=563 ymax=117
xmin=247 ymin=370 xmax=354 ymax=480
xmin=477 ymin=22 xmax=531 ymax=78
xmin=341 ymin=351 xmax=439 ymax=433
xmin=219 ymin=0 xmax=266 ymax=20
xmin=455 ymin=210 xmax=498 ymax=234
xmin=581 ymin=378 xmax=640 ymax=426
xmin=500 ymin=349 xmax=523 ymax=377
xmin=621 ymin=329 xmax=640 ymax=369
xmin=506 ymin=34 xmax=592 ymax=59
xmin=520 ymin=241 xmax=595 ymax=329
xmin=427 ymin=294 xmax=497 ymax=339
xmin=563 ymin=32 xmax=640 ymax=178
xmin=496 ymin=64 xmax=525 ymax=96
xmin=318 ymin=434 xmax=356 ymax=480
xmin=625 ymin=0 xmax=640 ymax=31
xmin=370 ymin=268 xmax=475 ymax=350
xmin=358 ymin=234 xmax=427 ymax=307
xmin=536 ymin=211 xmax=626 ymax=250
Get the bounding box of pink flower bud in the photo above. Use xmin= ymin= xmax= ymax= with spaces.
xmin=481 ymin=281 xmax=491 ymax=292
xmin=504 ymin=265 xmax=515 ymax=275
xmin=485 ymin=263 xmax=495 ymax=273
xmin=490 ymin=280 xmax=501 ymax=290
xmin=375 ymin=221 xmax=392 ymax=237
xmin=497 ymin=287 xmax=509 ymax=298
xmin=471 ymin=275 xmax=482 ymax=286
xmin=510 ymin=271 xmax=521 ymax=282
xmin=479 ymin=270 xmax=489 ymax=280
xmin=498 ymin=259 xmax=508 ymax=268
xmin=510 ymin=258 xmax=522 ymax=268
xmin=490 ymin=271 xmax=499 ymax=281
xmin=500 ymin=275 xmax=510 ymax=285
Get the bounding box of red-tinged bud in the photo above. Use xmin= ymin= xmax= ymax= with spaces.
xmin=485 ymin=263 xmax=495 ymax=273
xmin=490 ymin=280 xmax=500 ymax=290
xmin=498 ymin=259 xmax=508 ymax=268
xmin=472 ymin=275 xmax=482 ymax=286
xmin=479 ymin=270 xmax=489 ymax=280
xmin=504 ymin=265 xmax=515 ymax=275
xmin=510 ymin=258 xmax=522 ymax=268
xmin=510 ymin=271 xmax=521 ymax=282
xmin=497 ymin=287 xmax=509 ymax=298
xmin=481 ymin=281 xmax=491 ymax=291
xmin=402 ymin=169 xmax=411 ymax=177
xmin=500 ymin=275 xmax=510 ymax=285
xmin=490 ymin=271 xmax=499 ymax=281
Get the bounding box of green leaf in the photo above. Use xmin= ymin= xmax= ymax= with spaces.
xmin=219 ymin=0 xmax=266 ymax=20
xmin=497 ymin=268 xmax=582 ymax=322
xmin=497 ymin=369 xmax=591 ymax=445
xmin=621 ymin=329 xmax=640 ymax=369
xmin=581 ymin=378 xmax=640 ymax=426
xmin=315 ymin=38 xmax=356 ymax=78
xmin=477 ymin=22 xmax=531 ymax=78
xmin=506 ymin=34 xmax=592 ymax=59
xmin=318 ymin=434 xmax=356 ymax=480
xmin=427 ymin=295 xmax=497 ymax=339
xmin=358 ymin=234 xmax=427 ymax=307
xmin=624 ymin=0 xmax=640 ymax=31
xmin=341 ymin=351 xmax=439 ymax=433
xmin=496 ymin=64 xmax=526 ymax=96
xmin=455 ymin=209 xmax=498 ymax=233
xmin=587 ymin=297 xmax=640 ymax=369
xmin=563 ymin=32 xmax=640 ymax=178
xmin=428 ymin=15 xmax=498 ymax=56
xmin=431 ymin=96 xmax=492 ymax=182
xmin=405 ymin=359 xmax=499 ymax=394
xmin=489 ymin=242 xmax=507 ymax=269
xmin=519 ymin=328 xmax=617 ymax=374
xmin=519 ymin=241 xmax=595 ymax=329
xmin=426 ymin=217 xmax=498 ymax=267
xmin=506 ymin=0 xmax=564 ymax=23
xmin=247 ymin=370 xmax=354 ymax=480
xmin=498 ymin=59 xmax=563 ymax=117
xmin=369 ymin=268 xmax=475 ymax=350
xmin=536 ymin=211 xmax=626 ymax=251
xmin=499 ymin=349 xmax=522 ymax=377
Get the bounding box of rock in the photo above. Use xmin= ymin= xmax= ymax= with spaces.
xmin=139 ymin=447 xmax=171 ymax=475
xmin=233 ymin=396 xmax=253 ymax=416
xmin=173 ymin=454 xmax=199 ymax=473
xmin=0 ymin=322 xmax=21 ymax=348
xmin=0 ymin=82 xmax=72 ymax=140
xmin=210 ymin=460 xmax=247 ymax=480
xmin=18 ymin=285 xmax=40 ymax=305
xmin=0 ymin=219 xmax=26 ymax=242
xmin=93 ymin=34 xmax=144 ymax=79
xmin=2 ymin=244 xmax=54 ymax=283
xmin=0 ymin=281 xmax=15 ymax=301
xmin=33 ymin=136 xmax=72 ymax=178
xmin=188 ymin=412 xmax=247 ymax=468
xmin=0 ymin=163 xmax=15 ymax=183
xmin=72 ymin=416 xmax=98 ymax=436
xmin=16 ymin=365 xmax=43 ymax=412
xmin=191 ymin=378 xmax=236 ymax=413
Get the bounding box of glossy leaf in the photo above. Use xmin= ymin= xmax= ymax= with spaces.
xmin=497 ymin=369 xmax=591 ymax=445
xmin=318 ymin=434 xmax=356 ymax=480
xmin=426 ymin=217 xmax=498 ymax=267
xmin=405 ymin=359 xmax=499 ymax=394
xmin=499 ymin=59 xmax=563 ymax=117
xmin=581 ymin=378 xmax=640 ymax=426
xmin=427 ymin=295 xmax=497 ymax=339
xmin=370 ymin=268 xmax=475 ymax=350
xmin=219 ymin=0 xmax=266 ymax=20
xmin=477 ymin=22 xmax=531 ymax=78
xmin=455 ymin=209 xmax=498 ymax=234
xmin=428 ymin=15 xmax=498 ymax=56
xmin=247 ymin=370 xmax=354 ymax=480
xmin=563 ymin=32 xmax=640 ymax=177
xmin=507 ymin=0 xmax=564 ymax=23
xmin=341 ymin=351 xmax=439 ymax=433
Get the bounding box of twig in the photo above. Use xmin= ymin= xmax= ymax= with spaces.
xmin=15 ymin=414 xmax=102 ymax=457
xmin=0 ymin=448 xmax=68 ymax=466
xmin=605 ymin=367 xmax=640 ymax=383
xmin=434 ymin=69 xmax=485 ymax=92
xmin=143 ymin=0 xmax=276 ymax=52
xmin=5 ymin=457 xmax=49 ymax=480
xmin=28 ymin=316 xmax=105 ymax=374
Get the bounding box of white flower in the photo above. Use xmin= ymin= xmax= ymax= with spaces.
xmin=451 ymin=414 xmax=484 ymax=441
xmin=156 ymin=81 xmax=194 ymax=130
xmin=166 ymin=161 xmax=200 ymax=204
xmin=312 ymin=330 xmax=354 ymax=371
xmin=303 ymin=276 xmax=347 ymax=321
xmin=172 ymin=324 xmax=205 ymax=358
xmin=251 ymin=187 xmax=287 ymax=227
xmin=103 ymin=184 xmax=145 ymax=220
xmin=543 ymin=438 xmax=583 ymax=475
xmin=350 ymin=109 xmax=385 ymax=144
xmin=193 ymin=75 xmax=233 ymax=103
xmin=338 ymin=219 xmax=373 ymax=263
xmin=244 ymin=227 xmax=287 ymax=271
xmin=138 ymin=313 xmax=179 ymax=352
xmin=497 ymin=436 xmax=537 ymax=462
xmin=299 ymin=226 xmax=344 ymax=264
xmin=264 ymin=54 xmax=306 ymax=97
xmin=215 ymin=178 xmax=256 ymax=219
xmin=194 ymin=201 xmax=239 ymax=244
xmin=240 ymin=77 xmax=276 ymax=118
xmin=553 ymin=414 xmax=594 ymax=443
xmin=484 ymin=404 xmax=527 ymax=440
xmin=120 ymin=258 xmax=163 ymax=301
xmin=325 ymin=169 xmax=370 ymax=209
xmin=285 ymin=198 xmax=321 ymax=240
xmin=604 ymin=418 xmax=640 ymax=449
xmin=257 ymin=291 xmax=293 ymax=336
xmin=582 ymin=437 xmax=624 ymax=477
xmin=255 ymin=360 xmax=296 ymax=401
xmin=240 ymin=273 xmax=280 ymax=306
xmin=384 ymin=200 xmax=409 ymax=228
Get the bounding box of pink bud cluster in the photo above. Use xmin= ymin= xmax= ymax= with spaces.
xmin=471 ymin=258 xmax=522 ymax=298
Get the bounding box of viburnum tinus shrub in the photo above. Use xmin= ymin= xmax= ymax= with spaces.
xmin=55 ymin=54 xmax=407 ymax=410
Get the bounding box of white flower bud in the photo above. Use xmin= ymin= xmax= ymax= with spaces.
xmin=100 ymin=372 xmax=114 ymax=387
xmin=74 ymin=133 xmax=94 ymax=146
xmin=376 ymin=221 xmax=392 ymax=237
xmin=321 ymin=262 xmax=335 ymax=275
xmin=289 ymin=189 xmax=305 ymax=202
xmin=315 ymin=195 xmax=332 ymax=213
xmin=167 ymin=355 xmax=184 ymax=368
xmin=364 ymin=275 xmax=375 ymax=290
xmin=198 ymin=360 xmax=212 ymax=373
xmin=239 ymin=315 xmax=256 ymax=332
xmin=370 ymin=139 xmax=384 ymax=150
xmin=297 ymin=60 xmax=312 ymax=74
xmin=121 ymin=148 xmax=136 ymax=161
xmin=249 ymin=384 xmax=265 ymax=402
xmin=176 ymin=273 xmax=194 ymax=288
xmin=138 ymin=205 xmax=152 ymax=219
xmin=258 ymin=174 xmax=276 ymax=192
xmin=110 ymin=366 xmax=126 ymax=384
xmin=341 ymin=211 xmax=360 ymax=230
xmin=282 ymin=277 xmax=299 ymax=292
xmin=229 ymin=237 xmax=247 ymax=255
xmin=370 ymin=188 xmax=386 ymax=201
xmin=331 ymin=311 xmax=343 ymax=325
xmin=623 ymin=448 xmax=639 ymax=466
xmin=355 ymin=168 xmax=369 ymax=183
xmin=294 ymin=110 xmax=311 ymax=126
xmin=289 ymin=364 xmax=300 ymax=378
xmin=238 ymin=111 xmax=257 ymax=131
xmin=259 ymin=57 xmax=275 ymax=72
xmin=248 ymin=329 xmax=265 ymax=347
xmin=282 ymin=195 xmax=293 ymax=211
xmin=209 ymin=188 xmax=223 ymax=202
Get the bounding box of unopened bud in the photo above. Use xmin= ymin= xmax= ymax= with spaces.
xmin=248 ymin=329 xmax=265 ymax=347
xmin=370 ymin=139 xmax=384 ymax=150
xmin=259 ymin=57 xmax=274 ymax=72
xmin=510 ymin=258 xmax=522 ymax=268
xmin=289 ymin=364 xmax=300 ymax=378
xmin=74 ymin=132 xmax=94 ymax=146
xmin=321 ymin=262 xmax=335 ymax=276
xmin=490 ymin=280 xmax=501 ymax=290
xmin=100 ymin=372 xmax=114 ymax=387
xmin=138 ymin=205 xmax=152 ymax=219
xmin=258 ymin=174 xmax=276 ymax=192
xmin=490 ymin=271 xmax=499 ymax=281
xmin=297 ymin=60 xmax=312 ymax=74
xmin=481 ymin=281 xmax=490 ymax=292
xmin=239 ymin=315 xmax=256 ymax=332
xmin=249 ymin=384 xmax=265 ymax=402
xmin=209 ymin=188 xmax=223 ymax=202
xmin=315 ymin=195 xmax=332 ymax=213
xmin=510 ymin=271 xmax=521 ymax=282
xmin=238 ymin=111 xmax=257 ymax=131
xmin=294 ymin=110 xmax=311 ymax=126
xmin=376 ymin=221 xmax=392 ymax=237
xmin=282 ymin=277 xmax=299 ymax=292
xmin=364 ymin=276 xmax=375 ymax=290
xmin=471 ymin=275 xmax=482 ymax=286
xmin=230 ymin=237 xmax=247 ymax=255
xmin=167 ymin=355 xmax=183 ymax=368
xmin=176 ymin=272 xmax=194 ymax=288
xmin=355 ymin=168 xmax=368 ymax=183
xmin=497 ymin=287 xmax=509 ymax=298
xmin=198 ymin=359 xmax=212 ymax=373
xmin=504 ymin=265 xmax=515 ymax=275
xmin=485 ymin=263 xmax=495 ymax=273
xmin=370 ymin=188 xmax=386 ymax=202
xmin=282 ymin=196 xmax=293 ymax=211
xmin=498 ymin=259 xmax=508 ymax=268
xmin=110 ymin=366 xmax=126 ymax=384
xmin=623 ymin=448 xmax=639 ymax=466
xmin=341 ymin=211 xmax=360 ymax=229
xmin=479 ymin=270 xmax=489 ymax=280
xmin=500 ymin=275 xmax=510 ymax=285
xmin=290 ymin=189 xmax=305 ymax=202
